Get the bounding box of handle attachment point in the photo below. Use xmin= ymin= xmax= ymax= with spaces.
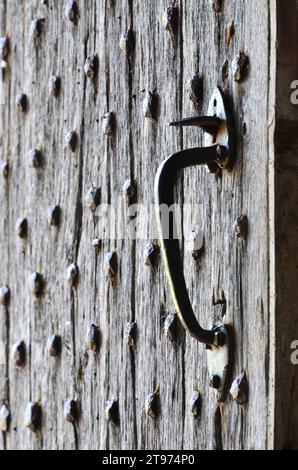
xmin=207 ymin=324 xmax=234 ymax=402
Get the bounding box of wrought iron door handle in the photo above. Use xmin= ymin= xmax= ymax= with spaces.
xmin=154 ymin=87 xmax=235 ymax=399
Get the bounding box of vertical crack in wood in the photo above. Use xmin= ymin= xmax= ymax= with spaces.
xmin=1 ymin=0 xmax=10 ymax=449
xmin=93 ymin=251 xmax=98 ymax=318
xmin=105 ymin=310 xmax=110 ymax=450
xmin=128 ymin=0 xmax=138 ymax=451
xmin=178 ymin=0 xmax=186 ymax=449
xmin=74 ymin=45 xmax=88 ymax=261
xmin=68 ymin=31 xmax=90 ymax=451
xmin=180 ymin=336 xmax=186 ymax=449
xmin=267 ymin=0 xmax=275 ymax=451
xmin=2 ymin=306 xmax=9 ymax=450
xmin=70 ymin=57 xmax=87 ymax=380
xmin=104 ymin=0 xmax=111 ymax=451
xmin=238 ymin=254 xmax=244 ymax=365
xmin=129 ymin=347 xmax=137 ymax=449
xmin=213 ymin=405 xmax=223 ymax=450
xmin=70 ymin=290 xmax=77 ymax=372
xmin=73 ymin=422 xmax=79 ymax=450
xmin=3 ymin=167 xmax=10 ymax=452
xmin=4 ymin=303 xmax=10 ymax=399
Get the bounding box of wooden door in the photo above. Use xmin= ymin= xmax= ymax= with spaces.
xmin=0 ymin=0 xmax=297 ymax=450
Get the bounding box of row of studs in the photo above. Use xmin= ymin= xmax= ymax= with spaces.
xmin=0 ymin=370 xmax=249 ymax=434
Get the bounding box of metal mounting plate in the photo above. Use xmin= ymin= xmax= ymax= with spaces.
xmin=207 ymin=323 xmax=234 ymax=402
xmin=204 ymin=87 xmax=235 ymax=172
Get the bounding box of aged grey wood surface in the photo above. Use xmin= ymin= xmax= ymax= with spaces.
xmin=0 ymin=0 xmax=296 ymax=450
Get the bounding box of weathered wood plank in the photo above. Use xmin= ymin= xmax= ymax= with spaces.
xmin=132 ymin=0 xmax=186 ymax=450
xmin=181 ymin=0 xmax=271 ymax=450
xmin=75 ymin=0 xmax=136 ymax=450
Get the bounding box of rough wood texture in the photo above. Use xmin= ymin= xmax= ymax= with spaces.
xmin=0 ymin=0 xmax=296 ymax=450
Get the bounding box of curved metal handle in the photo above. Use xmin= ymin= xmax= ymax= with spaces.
xmin=155 ymin=144 xmax=227 ymax=346
xmin=154 ymin=87 xmax=235 ymax=398
xmin=155 ymin=87 xmax=235 ymax=351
